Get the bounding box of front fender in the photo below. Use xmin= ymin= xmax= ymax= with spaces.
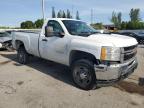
xmin=69 ymin=39 xmax=102 ymax=60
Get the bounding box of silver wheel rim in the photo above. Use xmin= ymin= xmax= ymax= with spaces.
xmin=18 ymin=52 xmax=25 ymax=63
xmin=73 ymin=66 xmax=92 ymax=88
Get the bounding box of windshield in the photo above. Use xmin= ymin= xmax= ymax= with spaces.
xmin=62 ymin=20 xmax=98 ymax=36
xmin=0 ymin=32 xmax=10 ymax=37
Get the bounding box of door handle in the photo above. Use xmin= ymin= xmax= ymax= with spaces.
xmin=42 ymin=39 xmax=48 ymax=42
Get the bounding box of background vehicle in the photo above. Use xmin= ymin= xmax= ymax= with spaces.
xmin=12 ymin=18 xmax=138 ymax=90
xmin=0 ymin=31 xmax=13 ymax=50
xmin=120 ymin=32 xmax=144 ymax=45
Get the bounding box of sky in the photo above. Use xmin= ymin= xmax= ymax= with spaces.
xmin=0 ymin=0 xmax=144 ymax=27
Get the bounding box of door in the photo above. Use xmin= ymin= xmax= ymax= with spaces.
xmin=39 ymin=20 xmax=69 ymax=65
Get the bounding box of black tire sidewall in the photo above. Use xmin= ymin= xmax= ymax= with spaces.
xmin=71 ymin=59 xmax=96 ymax=90
xmin=17 ymin=47 xmax=29 ymax=64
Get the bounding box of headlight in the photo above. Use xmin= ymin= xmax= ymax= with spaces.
xmin=101 ymin=46 xmax=121 ymax=61
xmin=0 ymin=43 xmax=2 ymax=48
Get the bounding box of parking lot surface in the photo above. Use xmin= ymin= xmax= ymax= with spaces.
xmin=0 ymin=47 xmax=144 ymax=108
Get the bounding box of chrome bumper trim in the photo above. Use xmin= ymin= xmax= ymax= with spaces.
xmin=94 ymin=58 xmax=138 ymax=81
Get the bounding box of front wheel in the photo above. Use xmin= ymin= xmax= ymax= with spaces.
xmin=17 ymin=47 xmax=29 ymax=64
xmin=71 ymin=59 xmax=96 ymax=90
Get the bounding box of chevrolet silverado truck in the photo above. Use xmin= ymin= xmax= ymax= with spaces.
xmin=12 ymin=18 xmax=138 ymax=90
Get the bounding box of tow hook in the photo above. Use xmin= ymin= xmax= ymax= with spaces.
xmin=94 ymin=64 xmax=107 ymax=72
xmin=139 ymin=77 xmax=144 ymax=86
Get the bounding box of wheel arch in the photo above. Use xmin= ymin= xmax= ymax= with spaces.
xmin=69 ymin=50 xmax=99 ymax=66
xmin=15 ymin=40 xmax=25 ymax=50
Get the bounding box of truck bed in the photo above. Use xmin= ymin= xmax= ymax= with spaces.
xmin=12 ymin=31 xmax=41 ymax=57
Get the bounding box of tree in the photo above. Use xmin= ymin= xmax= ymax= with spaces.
xmin=110 ymin=8 xmax=144 ymax=30
xmin=111 ymin=11 xmax=117 ymax=26
xmin=117 ymin=12 xmax=122 ymax=29
xmin=57 ymin=10 xmax=63 ymax=18
xmin=35 ymin=19 xmax=44 ymax=28
xmin=130 ymin=8 xmax=141 ymax=22
xmin=121 ymin=21 xmax=127 ymax=30
xmin=91 ymin=23 xmax=103 ymax=29
xmin=76 ymin=11 xmax=80 ymax=20
xmin=0 ymin=26 xmax=10 ymax=29
xmin=57 ymin=11 xmax=61 ymax=18
xmin=63 ymin=11 xmax=66 ymax=18
xmin=120 ymin=21 xmax=144 ymax=30
xmin=66 ymin=9 xmax=71 ymax=18
xmin=52 ymin=7 xmax=56 ymax=18
xmin=139 ymin=22 xmax=144 ymax=29
xmin=21 ymin=22 xmax=26 ymax=29
xmin=127 ymin=21 xmax=133 ymax=29
xmin=21 ymin=21 xmax=35 ymax=29
xmin=56 ymin=9 xmax=73 ymax=18
xmin=110 ymin=11 xmax=122 ymax=29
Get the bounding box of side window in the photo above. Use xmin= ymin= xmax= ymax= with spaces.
xmin=47 ymin=20 xmax=64 ymax=34
xmin=45 ymin=20 xmax=64 ymax=37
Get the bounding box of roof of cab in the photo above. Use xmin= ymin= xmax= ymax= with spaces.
xmin=46 ymin=18 xmax=81 ymax=21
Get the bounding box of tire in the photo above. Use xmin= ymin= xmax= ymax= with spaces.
xmin=17 ymin=46 xmax=29 ymax=64
xmin=71 ymin=59 xmax=96 ymax=90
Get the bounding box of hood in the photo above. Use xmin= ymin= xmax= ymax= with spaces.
xmin=0 ymin=36 xmax=12 ymax=43
xmin=87 ymin=34 xmax=138 ymax=47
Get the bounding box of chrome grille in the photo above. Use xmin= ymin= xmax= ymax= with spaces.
xmin=122 ymin=45 xmax=137 ymax=62
xmin=124 ymin=51 xmax=137 ymax=61
xmin=124 ymin=45 xmax=137 ymax=52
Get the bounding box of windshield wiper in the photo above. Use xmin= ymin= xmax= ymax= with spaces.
xmin=79 ymin=31 xmax=100 ymax=36
xmin=90 ymin=32 xmax=100 ymax=34
xmin=74 ymin=32 xmax=90 ymax=37
xmin=80 ymin=32 xmax=91 ymax=34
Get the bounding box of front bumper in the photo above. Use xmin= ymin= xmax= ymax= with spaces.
xmin=94 ymin=58 xmax=138 ymax=86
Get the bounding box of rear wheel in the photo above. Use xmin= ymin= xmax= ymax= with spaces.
xmin=71 ymin=59 xmax=96 ymax=90
xmin=17 ymin=46 xmax=29 ymax=64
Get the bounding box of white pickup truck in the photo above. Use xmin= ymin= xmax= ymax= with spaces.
xmin=12 ymin=18 xmax=138 ymax=90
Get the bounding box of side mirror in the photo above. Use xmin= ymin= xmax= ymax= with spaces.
xmin=59 ymin=32 xmax=65 ymax=38
xmin=45 ymin=26 xmax=54 ymax=37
